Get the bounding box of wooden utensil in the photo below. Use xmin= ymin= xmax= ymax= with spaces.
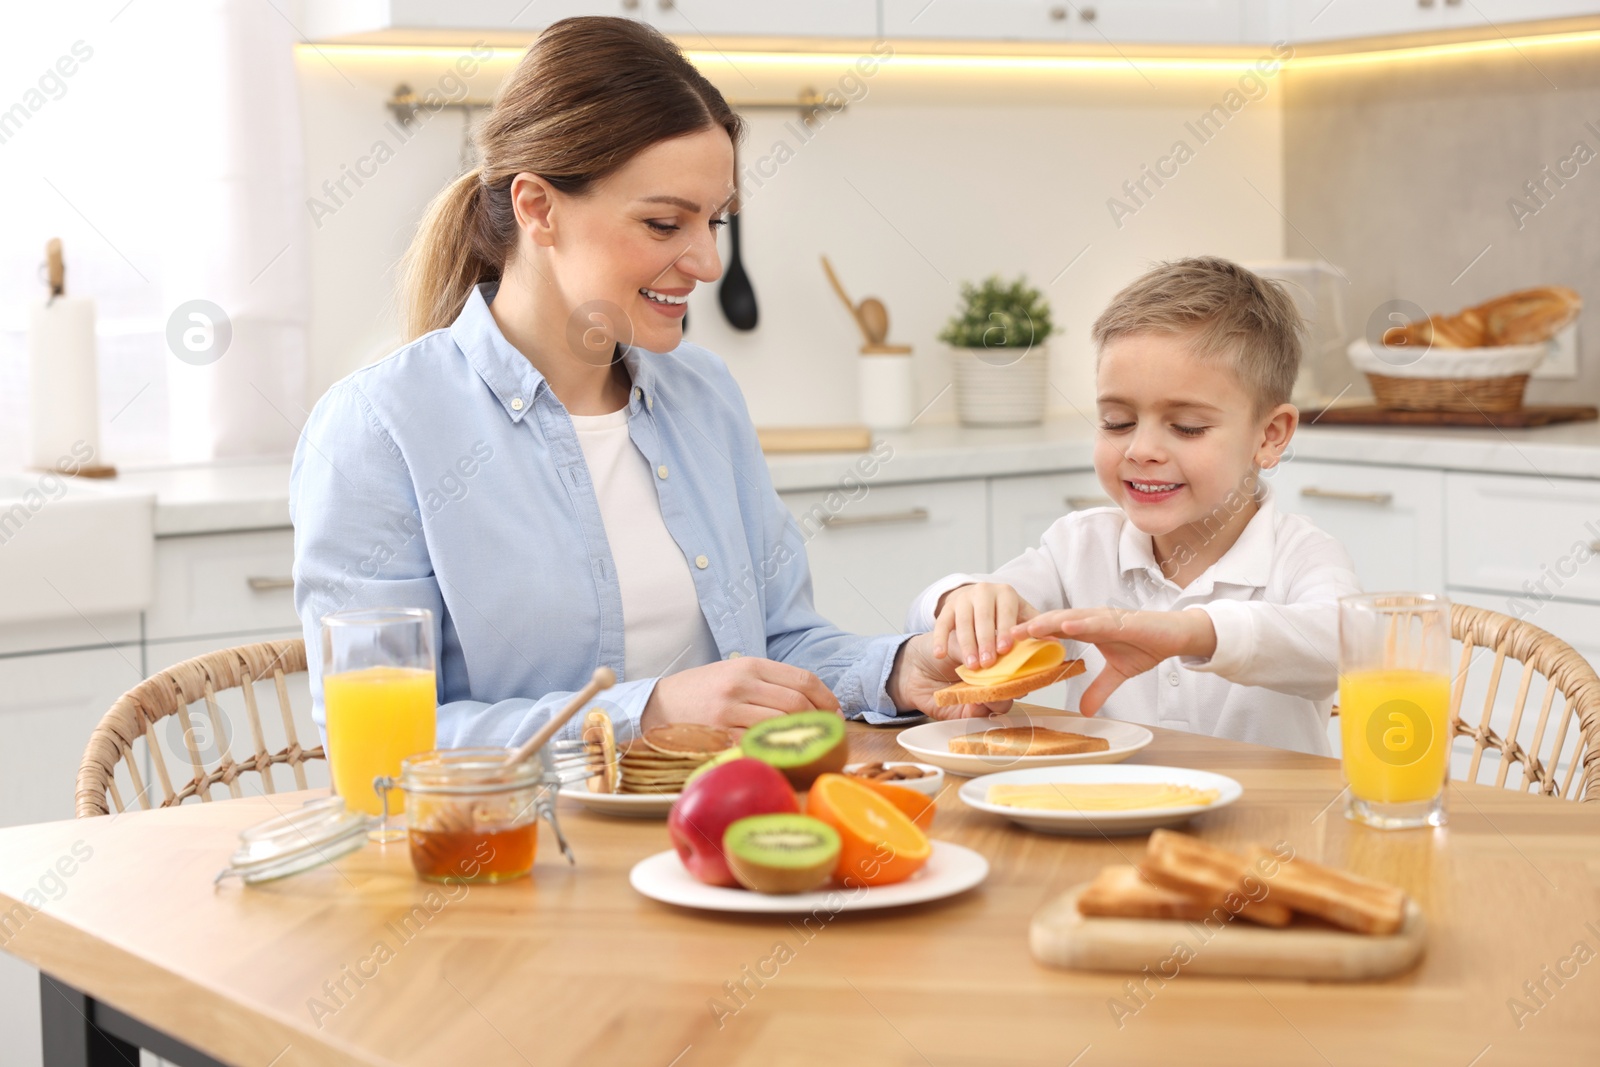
xmin=820 ymin=256 xmax=876 ymax=345
xmin=756 ymin=425 xmax=873 ymax=453
xmin=1031 ymin=883 xmax=1426 ymax=980
xmin=423 ymin=667 xmax=615 ymax=835
xmin=45 ymin=238 xmax=65 ymax=299
xmin=857 ymin=297 xmax=889 ymax=345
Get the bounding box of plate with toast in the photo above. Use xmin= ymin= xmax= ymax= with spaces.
xmin=959 ymin=764 xmax=1241 ymax=835
xmin=896 ymin=713 xmax=1152 ymax=776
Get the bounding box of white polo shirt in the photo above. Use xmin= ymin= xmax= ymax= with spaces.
xmin=905 ymin=491 xmax=1360 ymax=755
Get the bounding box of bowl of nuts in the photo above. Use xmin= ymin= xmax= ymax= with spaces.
xmin=842 ymin=761 xmax=945 ymax=798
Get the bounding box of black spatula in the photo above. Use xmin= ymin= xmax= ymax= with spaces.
xmin=719 ymin=212 xmax=758 ymax=331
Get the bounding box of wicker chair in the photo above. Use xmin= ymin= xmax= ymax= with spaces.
xmin=76 ymin=638 xmax=324 ymax=818
xmin=1451 ymin=603 xmax=1600 ymax=801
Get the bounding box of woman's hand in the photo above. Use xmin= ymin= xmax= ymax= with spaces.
xmin=639 ymin=657 xmax=841 ymax=734
xmin=889 ymin=632 xmax=1013 ymax=721
xmin=930 ymin=582 xmax=1039 ymax=671
xmin=1012 ymin=607 xmax=1217 ymax=715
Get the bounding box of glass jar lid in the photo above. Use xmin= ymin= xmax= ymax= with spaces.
xmin=214 ymin=795 xmax=370 ymax=886
xmin=397 ymin=747 xmax=549 ymax=796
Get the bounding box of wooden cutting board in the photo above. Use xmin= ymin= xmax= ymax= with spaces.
xmin=1311 ymin=404 xmax=1597 ymax=428
xmin=1030 ymin=884 xmax=1426 ymax=981
xmin=756 ymin=425 xmax=874 ymax=453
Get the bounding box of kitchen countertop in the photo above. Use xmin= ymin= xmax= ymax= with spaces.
xmin=101 ymin=417 xmax=1600 ymax=537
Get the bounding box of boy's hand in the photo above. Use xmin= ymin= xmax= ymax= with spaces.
xmin=1011 ymin=608 xmax=1217 ymax=715
xmin=890 ymin=632 xmax=1014 ymax=720
xmin=931 ymin=583 xmax=1039 ymax=671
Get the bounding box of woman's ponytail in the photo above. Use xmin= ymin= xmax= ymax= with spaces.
xmin=400 ymin=168 xmax=501 ymax=341
xmin=396 ymin=17 xmax=745 ymax=342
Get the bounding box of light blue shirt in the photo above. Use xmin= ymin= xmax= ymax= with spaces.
xmin=290 ymin=283 xmax=914 ymax=750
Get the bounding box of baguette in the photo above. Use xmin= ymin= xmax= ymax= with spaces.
xmin=1140 ymin=829 xmax=1292 ymax=928
xmin=948 ymin=725 xmax=1109 ymax=757
xmin=1245 ymin=846 xmax=1407 ymax=936
xmin=1077 ymin=865 xmax=1220 ymax=922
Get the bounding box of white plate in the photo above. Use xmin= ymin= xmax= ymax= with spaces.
xmin=959 ymin=764 xmax=1242 ymax=836
xmin=841 ymin=761 xmax=945 ymax=797
xmin=897 ymin=713 xmax=1153 ymax=777
xmin=557 ymin=785 xmax=677 ymax=818
xmin=629 ymin=841 xmax=989 ymax=914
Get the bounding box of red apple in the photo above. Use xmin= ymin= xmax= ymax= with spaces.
xmin=668 ymin=758 xmax=798 ymax=886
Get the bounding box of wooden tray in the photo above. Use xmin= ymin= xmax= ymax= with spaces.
xmin=1311 ymin=404 xmax=1597 ymax=428
xmin=1030 ymin=883 xmax=1426 ymax=981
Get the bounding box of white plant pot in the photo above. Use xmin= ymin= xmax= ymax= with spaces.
xmin=951 ymin=344 xmax=1048 ymax=427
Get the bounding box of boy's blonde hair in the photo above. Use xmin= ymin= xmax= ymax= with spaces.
xmin=1091 ymin=256 xmax=1304 ymax=412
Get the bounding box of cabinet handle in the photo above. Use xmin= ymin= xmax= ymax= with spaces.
xmin=1065 ymin=495 xmax=1114 ymax=509
xmin=247 ymin=576 xmax=295 ymax=592
xmin=820 ymin=507 xmax=930 ymax=529
xmin=1049 ymin=5 xmax=1068 ymax=19
xmin=1300 ymin=487 xmax=1393 ymax=506
xmin=1079 ymin=5 xmax=1097 ymax=21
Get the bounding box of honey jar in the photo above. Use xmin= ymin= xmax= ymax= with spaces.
xmin=378 ymin=748 xmax=571 ymax=884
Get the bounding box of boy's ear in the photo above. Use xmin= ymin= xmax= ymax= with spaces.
xmin=1255 ymin=402 xmax=1298 ymax=470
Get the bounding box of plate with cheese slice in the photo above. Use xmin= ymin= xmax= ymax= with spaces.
xmin=958 ymin=764 xmax=1242 ymax=835
xmin=897 ymin=713 xmax=1153 ymax=776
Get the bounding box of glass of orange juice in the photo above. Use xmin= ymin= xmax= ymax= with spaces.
xmin=1338 ymin=593 xmax=1452 ymax=829
xmin=321 ymin=608 xmax=437 ymax=839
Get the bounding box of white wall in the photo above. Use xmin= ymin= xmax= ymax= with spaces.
xmin=297 ymin=45 xmax=1288 ymax=425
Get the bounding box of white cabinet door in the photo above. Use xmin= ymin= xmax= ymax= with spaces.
xmin=652 ymin=1 xmax=878 ymax=38
xmin=884 ymin=0 xmax=1243 ymax=42
xmin=1263 ymin=459 xmax=1445 ymax=594
xmin=780 ymin=478 xmax=988 ymax=637
xmin=987 ymin=469 xmax=1109 ymax=570
xmin=1283 ymin=0 xmax=1444 ymax=43
xmin=1445 ymin=472 xmax=1600 ymax=603
xmin=145 ymin=530 xmax=299 ymax=642
xmin=1450 ymin=2 xmax=1600 ymax=28
xmin=0 ymin=646 xmax=146 ymax=829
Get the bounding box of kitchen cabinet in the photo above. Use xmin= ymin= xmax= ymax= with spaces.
xmin=779 ymin=478 xmax=988 ymax=637
xmin=1445 ymin=471 xmax=1600 ymax=605
xmin=987 ymin=469 xmax=1108 ymax=568
xmin=882 ymin=0 xmax=1246 ymax=44
xmin=146 ymin=530 xmax=299 ymax=642
xmin=304 ymin=0 xmax=878 ymax=42
xmin=1262 ymin=458 xmax=1445 ymax=594
xmin=1275 ymin=0 xmax=1600 ymax=44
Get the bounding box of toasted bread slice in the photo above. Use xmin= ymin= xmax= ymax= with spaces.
xmin=948 ymin=725 xmax=1110 ymax=757
xmin=1246 ymin=846 xmax=1407 ymax=936
xmin=1077 ymin=865 xmax=1220 ymax=922
xmin=1140 ymin=830 xmax=1292 ymax=928
xmin=934 ymin=659 xmax=1086 ymax=707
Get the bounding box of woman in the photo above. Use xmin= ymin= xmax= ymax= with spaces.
xmin=291 ymin=17 xmax=995 ymax=748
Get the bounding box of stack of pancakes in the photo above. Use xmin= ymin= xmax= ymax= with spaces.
xmin=582 ymin=714 xmax=734 ymax=795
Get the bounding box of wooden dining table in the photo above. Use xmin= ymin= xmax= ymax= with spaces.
xmin=3 ymin=710 xmax=1598 ymax=1067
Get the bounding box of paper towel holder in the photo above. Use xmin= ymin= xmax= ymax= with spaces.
xmin=31 ymin=238 xmax=118 ymax=480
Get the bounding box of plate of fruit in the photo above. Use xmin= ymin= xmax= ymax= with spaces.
xmin=630 ymin=711 xmax=989 ymax=913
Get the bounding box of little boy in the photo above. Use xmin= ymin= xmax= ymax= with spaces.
xmin=903 ymin=256 xmax=1359 ymax=755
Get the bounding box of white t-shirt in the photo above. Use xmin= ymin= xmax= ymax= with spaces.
xmin=906 ymin=491 xmax=1360 ymax=755
xmin=570 ymin=406 xmax=721 ymax=681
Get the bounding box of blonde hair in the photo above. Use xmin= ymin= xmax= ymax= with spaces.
xmin=399 ymin=17 xmax=745 ymax=341
xmin=1090 ymin=256 xmax=1303 ymax=411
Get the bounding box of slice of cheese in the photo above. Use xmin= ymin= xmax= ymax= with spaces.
xmin=986 ymin=782 xmax=1220 ymax=812
xmin=954 ymin=637 xmax=1065 ymax=686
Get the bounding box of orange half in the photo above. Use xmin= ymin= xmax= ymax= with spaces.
xmin=808 ymin=773 xmax=931 ymax=887
xmin=849 ymin=777 xmax=936 ymax=830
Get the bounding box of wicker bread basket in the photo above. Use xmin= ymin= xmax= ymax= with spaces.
xmin=1347 ymin=340 xmax=1546 ymax=413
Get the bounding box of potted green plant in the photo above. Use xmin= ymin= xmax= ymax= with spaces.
xmin=939 ymin=274 xmax=1054 ymax=426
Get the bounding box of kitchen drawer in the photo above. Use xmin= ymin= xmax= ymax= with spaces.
xmin=1265 ymin=459 xmax=1444 ymax=594
xmin=146 ymin=529 xmax=300 ymax=641
xmin=1446 ymin=472 xmax=1600 ymax=603
xmin=987 ymin=469 xmax=1105 ymax=571
xmin=780 ymin=478 xmax=988 ymax=637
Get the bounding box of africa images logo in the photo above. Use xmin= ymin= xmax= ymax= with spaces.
xmin=1365 ymin=699 xmax=1435 ymax=767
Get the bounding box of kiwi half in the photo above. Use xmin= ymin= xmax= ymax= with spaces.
xmin=724 ymin=814 xmax=842 ymax=894
xmin=738 ymin=710 xmax=848 ymax=789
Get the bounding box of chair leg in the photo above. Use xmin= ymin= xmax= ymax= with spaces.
xmin=39 ymin=973 xmax=140 ymax=1067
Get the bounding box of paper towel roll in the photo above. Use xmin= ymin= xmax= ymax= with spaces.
xmin=29 ymin=297 xmax=101 ymax=470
